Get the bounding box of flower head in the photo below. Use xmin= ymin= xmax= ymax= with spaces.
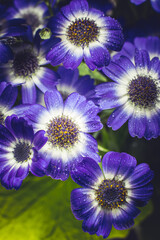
xmin=0 ymin=40 xmax=59 ymax=104
xmin=112 ymin=36 xmax=160 ymax=61
xmin=46 ymin=0 xmax=124 ymax=70
xmin=71 ymin=151 xmax=153 ymax=238
xmin=50 ymin=66 xmax=97 ymax=101
xmin=6 ymin=0 xmax=49 ymax=34
xmin=0 ymin=115 xmax=48 ymax=190
xmin=96 ymin=48 xmax=160 ymax=140
xmin=22 ymin=90 xmax=103 ymax=180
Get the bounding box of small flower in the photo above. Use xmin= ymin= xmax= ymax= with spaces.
xmin=0 ymin=115 xmax=48 ymax=190
xmin=0 ymin=82 xmax=17 ymax=124
xmin=42 ymin=66 xmax=97 ymax=102
xmin=112 ymin=36 xmax=160 ymax=61
xmin=130 ymin=0 xmax=160 ymax=13
xmin=56 ymin=66 xmax=97 ymax=101
xmin=6 ymin=0 xmax=49 ymax=34
xmin=22 ymin=90 xmax=103 ymax=180
xmin=46 ymin=0 xmax=124 ymax=70
xmin=96 ymin=48 xmax=160 ymax=140
xmin=0 ymin=40 xmax=59 ymax=104
xmin=71 ymin=151 xmax=153 ymax=238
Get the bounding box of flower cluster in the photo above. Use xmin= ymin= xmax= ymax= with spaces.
xmin=0 ymin=0 xmax=158 ymax=239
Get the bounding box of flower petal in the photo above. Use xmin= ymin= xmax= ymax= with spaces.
xmin=89 ymin=42 xmax=110 ymax=69
xmin=71 ymin=157 xmax=103 ymax=188
xmin=44 ymin=90 xmax=63 ymax=116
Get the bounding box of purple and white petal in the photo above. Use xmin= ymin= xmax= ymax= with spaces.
xmin=71 ymin=188 xmax=96 ymax=220
xmin=107 ymin=104 xmax=133 ymax=131
xmin=44 ymin=90 xmax=64 ymax=116
xmin=21 ymin=81 xmax=37 ymax=104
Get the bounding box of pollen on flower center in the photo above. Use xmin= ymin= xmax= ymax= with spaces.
xmin=128 ymin=76 xmax=158 ymax=108
xmin=95 ymin=179 xmax=127 ymax=209
xmin=13 ymin=142 xmax=32 ymax=162
xmin=66 ymin=17 xmax=99 ymax=47
xmin=13 ymin=50 xmax=38 ymax=78
xmin=46 ymin=116 xmax=79 ymax=149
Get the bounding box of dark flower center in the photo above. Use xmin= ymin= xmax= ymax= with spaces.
xmin=13 ymin=50 xmax=38 ymax=78
xmin=13 ymin=142 xmax=32 ymax=162
xmin=67 ymin=17 xmax=99 ymax=47
xmin=22 ymin=12 xmax=41 ymax=32
xmin=46 ymin=116 xmax=79 ymax=149
xmin=128 ymin=76 xmax=158 ymax=108
xmin=95 ymin=179 xmax=127 ymax=209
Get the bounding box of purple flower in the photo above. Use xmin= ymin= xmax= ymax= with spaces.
xmin=0 ymin=115 xmax=48 ymax=190
xmin=96 ymin=48 xmax=160 ymax=140
xmin=38 ymin=66 xmax=97 ymax=103
xmin=0 ymin=40 xmax=59 ymax=104
xmin=112 ymin=36 xmax=160 ymax=61
xmin=21 ymin=89 xmax=103 ymax=181
xmin=6 ymin=0 xmax=49 ymax=35
xmin=71 ymin=151 xmax=153 ymax=238
xmin=46 ymin=0 xmax=124 ymax=70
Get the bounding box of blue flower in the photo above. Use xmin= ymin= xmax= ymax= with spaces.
xmin=71 ymin=151 xmax=153 ymax=238
xmin=0 ymin=82 xmax=17 ymax=124
xmin=0 ymin=39 xmax=59 ymax=104
xmin=96 ymin=48 xmax=160 ymax=140
xmin=130 ymin=0 xmax=160 ymax=13
xmin=6 ymin=0 xmax=49 ymax=35
xmin=112 ymin=36 xmax=160 ymax=61
xmin=46 ymin=0 xmax=124 ymax=70
xmin=22 ymin=90 xmax=103 ymax=180
xmin=0 ymin=115 xmax=48 ymax=190
xmin=41 ymin=66 xmax=97 ymax=102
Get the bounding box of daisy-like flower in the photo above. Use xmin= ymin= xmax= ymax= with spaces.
xmin=46 ymin=0 xmax=124 ymax=70
xmin=23 ymin=90 xmax=103 ymax=180
xmin=112 ymin=36 xmax=160 ymax=61
xmin=6 ymin=0 xmax=49 ymax=35
xmin=56 ymin=66 xmax=96 ymax=100
xmin=0 ymin=40 xmax=59 ymax=104
xmin=54 ymin=66 xmax=97 ymax=101
xmin=71 ymin=151 xmax=153 ymax=238
xmin=130 ymin=0 xmax=160 ymax=13
xmin=38 ymin=66 xmax=97 ymax=105
xmin=0 ymin=82 xmax=17 ymax=124
xmin=0 ymin=115 xmax=48 ymax=190
xmin=95 ymin=48 xmax=160 ymax=140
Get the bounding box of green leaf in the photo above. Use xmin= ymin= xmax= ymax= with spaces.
xmin=0 ymin=175 xmax=129 ymax=240
xmin=78 ymin=62 xmax=107 ymax=82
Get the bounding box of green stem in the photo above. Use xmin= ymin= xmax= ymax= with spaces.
xmin=98 ymin=145 xmax=110 ymax=152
